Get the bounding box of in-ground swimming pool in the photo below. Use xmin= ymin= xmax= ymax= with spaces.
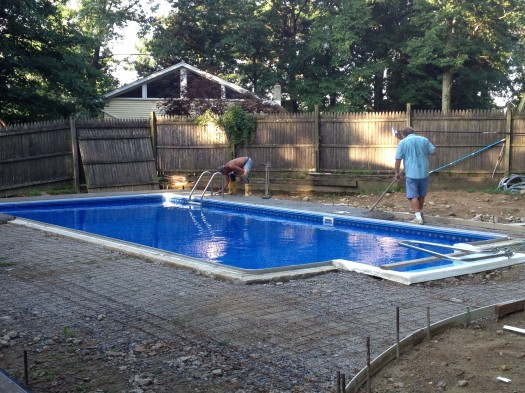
xmin=0 ymin=193 xmax=523 ymax=284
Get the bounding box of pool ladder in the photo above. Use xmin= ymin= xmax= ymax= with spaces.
xmin=381 ymin=240 xmax=515 ymax=270
xmin=189 ymin=171 xmax=224 ymax=201
xmin=398 ymin=240 xmax=514 ymax=261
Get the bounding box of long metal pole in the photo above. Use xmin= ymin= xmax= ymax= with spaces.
xmin=492 ymin=143 xmax=506 ymax=178
xmin=369 ymin=177 xmax=397 ymax=212
xmin=429 ymin=138 xmax=505 ymax=174
xmin=370 ymin=138 xmax=505 ymax=212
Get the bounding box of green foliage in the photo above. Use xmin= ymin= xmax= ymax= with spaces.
xmin=217 ymin=105 xmax=257 ymax=155
xmin=62 ymin=326 xmax=76 ymax=337
xmin=71 ymin=0 xmax=149 ymax=84
xmin=404 ymin=0 xmax=525 ymax=111
xmin=0 ymin=0 xmax=151 ymax=123
xmin=218 ymin=339 xmax=230 ymax=346
xmin=0 ymin=259 xmax=14 ymax=267
xmin=143 ymin=0 xmax=525 ymax=112
xmin=4 ymin=0 xmax=524 ymax=121
xmin=46 ymin=186 xmax=77 ymax=195
xmin=280 ymin=172 xmax=308 ymax=180
xmin=194 ymin=110 xmax=218 ymax=127
xmin=34 ymin=368 xmax=57 ymax=382
xmin=194 ymin=105 xmax=257 ymax=156
xmin=0 ymin=0 xmax=109 ymax=123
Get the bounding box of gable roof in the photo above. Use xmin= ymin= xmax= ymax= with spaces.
xmin=105 ymin=61 xmax=252 ymax=99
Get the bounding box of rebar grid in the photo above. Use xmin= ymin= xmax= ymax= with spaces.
xmin=1 ymin=224 xmax=524 ymax=392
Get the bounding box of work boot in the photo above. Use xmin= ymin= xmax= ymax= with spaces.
xmin=225 ymin=182 xmax=237 ymax=195
xmin=244 ymin=184 xmax=252 ymax=196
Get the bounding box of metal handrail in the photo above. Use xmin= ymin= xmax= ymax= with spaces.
xmin=189 ymin=171 xmax=224 ymax=201
xmin=189 ymin=171 xmax=211 ymax=200
xmin=398 ymin=240 xmax=514 ymax=262
xmin=199 ymin=172 xmax=223 ymax=199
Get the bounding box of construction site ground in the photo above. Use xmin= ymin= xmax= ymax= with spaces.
xmin=0 ymin=188 xmax=524 ymax=393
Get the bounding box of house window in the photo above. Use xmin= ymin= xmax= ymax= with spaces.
xmin=115 ymin=86 xmax=142 ymax=98
xmin=187 ymin=72 xmax=221 ymax=99
xmin=147 ymin=71 xmax=181 ymax=98
xmin=225 ymin=88 xmax=247 ymax=99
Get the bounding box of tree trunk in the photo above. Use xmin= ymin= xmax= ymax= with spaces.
xmin=442 ymin=69 xmax=453 ymax=113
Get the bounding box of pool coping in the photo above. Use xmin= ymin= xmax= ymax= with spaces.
xmin=8 ymin=218 xmax=339 ymax=284
xmin=4 ymin=192 xmax=525 ymax=285
xmin=11 ymin=217 xmax=525 ymax=285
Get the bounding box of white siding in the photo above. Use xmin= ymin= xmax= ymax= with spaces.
xmin=103 ymin=99 xmax=166 ymax=119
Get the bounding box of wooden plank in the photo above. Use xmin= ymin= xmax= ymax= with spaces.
xmin=495 ymin=299 xmax=525 ymax=318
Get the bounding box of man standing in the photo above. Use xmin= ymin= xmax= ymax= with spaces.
xmin=394 ymin=127 xmax=436 ymax=224
xmin=217 ymin=156 xmax=253 ymax=196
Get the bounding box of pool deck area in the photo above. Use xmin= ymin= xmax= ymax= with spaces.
xmin=1 ymin=191 xmax=525 ymax=392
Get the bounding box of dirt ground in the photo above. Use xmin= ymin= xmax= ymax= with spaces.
xmin=1 ymin=189 xmax=525 ymax=393
xmin=281 ymin=188 xmax=525 ymax=223
xmin=280 ymin=189 xmax=525 ymax=393
xmin=356 ymin=310 xmax=525 ymax=393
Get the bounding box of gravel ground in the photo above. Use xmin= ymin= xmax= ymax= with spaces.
xmin=0 ymin=193 xmax=525 ymax=392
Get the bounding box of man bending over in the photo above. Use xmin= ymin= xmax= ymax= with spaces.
xmin=218 ymin=156 xmax=253 ymax=196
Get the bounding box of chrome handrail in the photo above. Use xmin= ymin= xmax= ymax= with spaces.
xmin=199 ymin=172 xmax=223 ymax=199
xmin=398 ymin=240 xmax=514 ymax=262
xmin=189 ymin=171 xmax=224 ymax=201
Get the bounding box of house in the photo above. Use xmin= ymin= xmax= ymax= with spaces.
xmin=103 ymin=61 xmax=281 ymax=119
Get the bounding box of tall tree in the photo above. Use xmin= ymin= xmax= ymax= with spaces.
xmin=306 ymin=0 xmax=371 ymax=111
xmin=139 ymin=0 xmax=271 ymax=91
xmin=356 ymin=0 xmax=416 ymax=111
xmin=139 ymin=0 xmax=525 ymax=112
xmin=69 ymin=0 xmax=151 ymax=85
xmin=0 ymin=0 xmax=105 ymax=122
xmin=404 ymin=0 xmax=525 ymax=112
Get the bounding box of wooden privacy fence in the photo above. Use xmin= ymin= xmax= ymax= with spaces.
xmin=0 ymin=119 xmax=158 ymax=195
xmin=156 ymin=106 xmax=519 ymax=176
xmin=74 ymin=119 xmax=158 ymax=193
xmin=1 ymin=106 xmax=524 ymax=195
xmin=0 ymin=120 xmax=73 ymax=195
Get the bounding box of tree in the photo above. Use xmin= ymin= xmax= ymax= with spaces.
xmin=0 ymin=0 xmax=106 ymax=122
xmin=138 ymin=0 xmax=525 ymax=113
xmin=257 ymin=0 xmax=318 ymax=112
xmin=68 ymin=0 xmax=155 ymax=88
xmin=139 ymin=0 xmax=271 ymax=91
xmin=404 ymin=0 xmax=525 ymax=112
xmin=305 ymin=0 xmax=372 ymax=111
xmin=355 ymin=0 xmax=417 ymax=111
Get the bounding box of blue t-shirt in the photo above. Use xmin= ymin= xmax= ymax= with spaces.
xmin=395 ymin=134 xmax=436 ymax=179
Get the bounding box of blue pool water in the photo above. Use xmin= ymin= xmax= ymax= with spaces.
xmin=0 ymin=194 xmax=501 ymax=270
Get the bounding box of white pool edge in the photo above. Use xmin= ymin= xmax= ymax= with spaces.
xmin=5 ymin=194 xmax=525 ymax=285
xmin=334 ymin=252 xmax=525 ymax=285
xmin=9 ymin=218 xmax=339 ymax=284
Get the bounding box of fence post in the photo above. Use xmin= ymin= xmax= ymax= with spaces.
xmin=314 ymin=105 xmax=320 ymax=172
xmin=150 ymin=111 xmax=158 ymax=173
xmin=406 ymin=103 xmax=412 ymax=127
xmin=504 ymin=104 xmax=512 ymax=174
xmin=69 ymin=118 xmax=80 ymax=193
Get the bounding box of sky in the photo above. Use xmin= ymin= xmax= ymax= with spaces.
xmin=109 ymin=1 xmax=171 ymax=86
xmin=109 ymin=22 xmax=143 ymax=85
